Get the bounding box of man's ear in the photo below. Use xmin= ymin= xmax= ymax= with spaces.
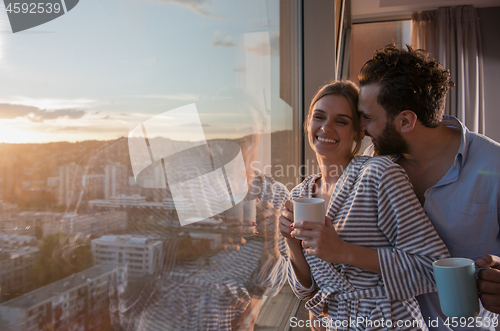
xmin=398 ymin=110 xmax=418 ymax=133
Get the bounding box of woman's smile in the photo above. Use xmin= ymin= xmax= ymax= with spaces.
xmin=316 ymin=136 xmax=338 ymax=144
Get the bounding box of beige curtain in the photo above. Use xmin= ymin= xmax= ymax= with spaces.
xmin=411 ymin=5 xmax=484 ymax=134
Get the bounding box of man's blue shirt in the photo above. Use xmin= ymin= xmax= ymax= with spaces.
xmin=365 ymin=115 xmax=500 ymax=329
xmin=416 ymin=116 xmax=500 ymax=330
xmin=421 ymin=116 xmax=500 ymax=260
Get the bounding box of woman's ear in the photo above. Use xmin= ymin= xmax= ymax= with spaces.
xmin=398 ymin=110 xmax=418 ymax=133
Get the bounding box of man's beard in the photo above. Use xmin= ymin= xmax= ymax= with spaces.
xmin=372 ymin=120 xmax=409 ymax=156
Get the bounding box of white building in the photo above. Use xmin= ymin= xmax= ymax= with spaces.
xmin=104 ymin=163 xmax=128 ymax=200
xmin=60 ymin=214 xmax=91 ymax=237
xmin=91 ymin=235 xmax=163 ymax=281
xmin=43 ymin=211 xmax=127 ymax=238
xmin=58 ymin=163 xmax=78 ymax=207
xmin=0 ymin=264 xmax=127 ymax=331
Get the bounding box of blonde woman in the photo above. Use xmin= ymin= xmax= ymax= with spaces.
xmin=279 ymin=81 xmax=449 ymax=330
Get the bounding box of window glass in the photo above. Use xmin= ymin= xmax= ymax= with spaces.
xmin=348 ymin=20 xmax=411 ymax=153
xmin=0 ymin=1 xmax=295 ymax=329
xmin=349 ymin=20 xmax=411 ymax=85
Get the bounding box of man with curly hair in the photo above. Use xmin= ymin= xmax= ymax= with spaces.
xmin=358 ymin=44 xmax=500 ymax=330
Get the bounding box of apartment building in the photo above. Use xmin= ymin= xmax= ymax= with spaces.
xmin=0 ymin=202 xmax=20 ymax=234
xmin=58 ymin=163 xmax=78 ymax=207
xmin=104 ymin=163 xmax=128 ymax=200
xmin=0 ymin=264 xmax=127 ymax=331
xmin=0 ymin=202 xmax=18 ymax=221
xmin=0 ymin=243 xmax=39 ymax=303
xmin=91 ymin=235 xmax=163 ymax=281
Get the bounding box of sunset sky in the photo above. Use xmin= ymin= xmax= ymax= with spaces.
xmin=0 ymin=0 xmax=290 ymax=143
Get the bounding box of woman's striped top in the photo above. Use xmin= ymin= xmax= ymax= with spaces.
xmin=288 ymin=156 xmax=449 ymax=331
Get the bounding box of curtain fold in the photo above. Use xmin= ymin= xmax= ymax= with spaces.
xmin=411 ymin=5 xmax=484 ymax=134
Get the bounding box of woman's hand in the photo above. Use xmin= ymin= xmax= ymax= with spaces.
xmin=279 ymin=200 xmax=302 ymax=247
xmin=291 ymin=217 xmax=381 ymax=274
xmin=219 ymin=233 xmax=246 ymax=251
xmin=280 ymin=200 xmax=313 ymax=287
xmin=223 ymin=207 xmax=258 ymax=251
xmin=291 ymin=217 xmax=347 ymax=264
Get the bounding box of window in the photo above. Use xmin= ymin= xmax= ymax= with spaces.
xmin=0 ymin=0 xmax=301 ymax=329
xmin=349 ymin=20 xmax=412 ymax=84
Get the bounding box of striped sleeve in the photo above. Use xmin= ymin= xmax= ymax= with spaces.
xmin=377 ymin=162 xmax=450 ymax=302
xmin=287 ymin=259 xmax=318 ymax=300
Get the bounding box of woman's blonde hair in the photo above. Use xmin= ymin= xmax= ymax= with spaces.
xmin=305 ymin=80 xmax=362 ymax=157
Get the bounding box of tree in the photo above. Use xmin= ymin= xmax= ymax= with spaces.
xmin=31 ymin=233 xmax=93 ymax=288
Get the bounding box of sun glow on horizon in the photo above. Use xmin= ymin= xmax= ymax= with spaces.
xmin=0 ymin=119 xmax=127 ymax=144
xmin=0 ymin=122 xmax=44 ymax=143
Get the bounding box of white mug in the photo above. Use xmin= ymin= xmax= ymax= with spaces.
xmin=293 ymin=198 xmax=325 ymax=240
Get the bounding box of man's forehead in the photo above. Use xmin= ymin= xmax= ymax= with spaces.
xmin=359 ymin=84 xmax=381 ymax=100
xmin=359 ymin=85 xmax=383 ymax=109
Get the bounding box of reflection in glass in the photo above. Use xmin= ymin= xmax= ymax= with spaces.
xmin=0 ymin=0 xmax=295 ymax=330
xmin=114 ymin=89 xmax=289 ymax=330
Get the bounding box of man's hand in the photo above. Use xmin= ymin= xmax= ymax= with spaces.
xmin=476 ymin=254 xmax=500 ymax=314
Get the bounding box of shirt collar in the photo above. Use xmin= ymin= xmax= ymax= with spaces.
xmin=441 ymin=115 xmax=469 ymax=169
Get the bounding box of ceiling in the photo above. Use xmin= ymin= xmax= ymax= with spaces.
xmin=351 ymin=0 xmax=500 ymax=21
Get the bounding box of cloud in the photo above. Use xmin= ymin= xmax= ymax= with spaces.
xmin=181 ymin=122 xmax=204 ymax=127
xmin=153 ymin=0 xmax=224 ymax=19
xmin=5 ymin=97 xmax=97 ymax=109
xmin=211 ymin=31 xmax=237 ymax=48
xmin=126 ymin=94 xmax=199 ymax=101
xmin=233 ymin=66 xmax=246 ymax=73
xmin=0 ymin=103 xmax=86 ymax=122
xmin=245 ymin=33 xmax=279 ymax=57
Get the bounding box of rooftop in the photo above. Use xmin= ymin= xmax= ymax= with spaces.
xmin=93 ymin=235 xmax=160 ymax=245
xmin=0 ymin=264 xmax=121 ymax=310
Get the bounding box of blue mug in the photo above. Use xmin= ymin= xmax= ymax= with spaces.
xmin=433 ymin=258 xmax=486 ymax=318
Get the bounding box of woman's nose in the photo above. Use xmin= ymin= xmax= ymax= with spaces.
xmin=321 ymin=120 xmax=334 ymax=133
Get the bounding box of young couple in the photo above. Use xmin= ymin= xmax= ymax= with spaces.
xmin=280 ymin=44 xmax=500 ymax=330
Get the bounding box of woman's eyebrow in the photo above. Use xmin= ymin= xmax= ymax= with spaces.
xmin=312 ymin=109 xmax=352 ymax=120
xmin=312 ymin=109 xmax=326 ymax=114
xmin=337 ymin=114 xmax=352 ymax=120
